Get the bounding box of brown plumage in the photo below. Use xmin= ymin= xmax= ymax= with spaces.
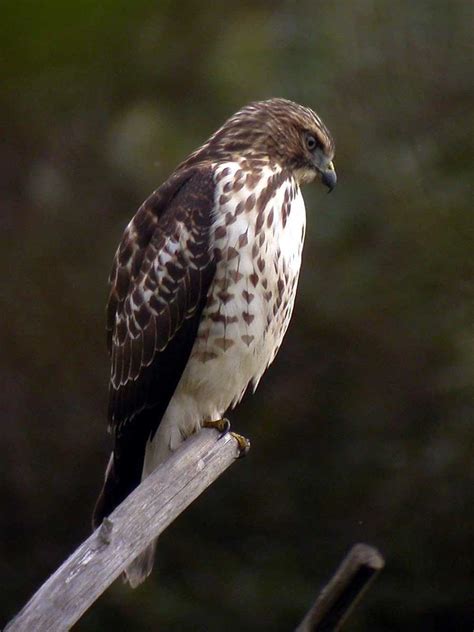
xmin=93 ymin=98 xmax=336 ymax=586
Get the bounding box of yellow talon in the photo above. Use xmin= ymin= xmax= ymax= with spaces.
xmin=203 ymin=420 xmax=250 ymax=456
xmin=203 ymin=418 xmax=231 ymax=433
xmin=230 ymin=432 xmax=251 ymax=457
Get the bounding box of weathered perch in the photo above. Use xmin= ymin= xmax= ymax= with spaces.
xmin=6 ymin=430 xmax=383 ymax=632
xmin=295 ymin=543 xmax=385 ymax=631
xmin=5 ymin=429 xmax=247 ymax=632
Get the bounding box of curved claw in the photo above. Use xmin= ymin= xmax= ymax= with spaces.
xmin=202 ymin=420 xmax=250 ymax=455
xmin=230 ymin=432 xmax=251 ymax=458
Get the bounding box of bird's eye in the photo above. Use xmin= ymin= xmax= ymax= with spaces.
xmin=305 ymin=133 xmax=319 ymax=151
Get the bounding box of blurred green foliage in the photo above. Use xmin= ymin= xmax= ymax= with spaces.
xmin=1 ymin=1 xmax=473 ymax=630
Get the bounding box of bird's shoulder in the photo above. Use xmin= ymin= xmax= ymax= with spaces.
xmin=106 ymin=163 xmax=219 ymax=352
xmin=106 ymin=162 xmax=223 ymax=431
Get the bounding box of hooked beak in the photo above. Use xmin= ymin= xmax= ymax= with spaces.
xmin=321 ymin=161 xmax=337 ymax=192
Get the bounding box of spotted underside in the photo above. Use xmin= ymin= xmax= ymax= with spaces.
xmin=185 ymin=159 xmax=305 ymax=412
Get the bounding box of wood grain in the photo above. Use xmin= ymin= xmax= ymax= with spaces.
xmin=5 ymin=429 xmax=246 ymax=632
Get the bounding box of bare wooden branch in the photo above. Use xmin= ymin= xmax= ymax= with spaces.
xmin=5 ymin=429 xmax=247 ymax=632
xmin=295 ymin=543 xmax=385 ymax=632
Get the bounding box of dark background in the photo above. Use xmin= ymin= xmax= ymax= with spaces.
xmin=1 ymin=2 xmax=473 ymax=630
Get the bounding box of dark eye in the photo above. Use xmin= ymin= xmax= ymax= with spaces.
xmin=305 ymin=133 xmax=319 ymax=151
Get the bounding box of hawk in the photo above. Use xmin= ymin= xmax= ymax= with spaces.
xmin=93 ymin=98 xmax=336 ymax=586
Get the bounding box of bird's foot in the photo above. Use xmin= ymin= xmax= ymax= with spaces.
xmin=203 ymin=418 xmax=231 ymax=435
xmin=230 ymin=432 xmax=251 ymax=458
xmin=202 ymin=420 xmax=250 ymax=456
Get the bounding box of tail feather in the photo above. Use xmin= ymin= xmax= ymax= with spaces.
xmin=92 ymin=416 xmax=151 ymax=529
xmin=92 ymin=421 xmax=174 ymax=588
xmin=92 ymin=451 xmax=158 ymax=588
xmin=123 ymin=540 xmax=158 ymax=588
xmin=92 ymin=450 xmax=141 ymax=530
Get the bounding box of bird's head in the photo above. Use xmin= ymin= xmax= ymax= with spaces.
xmin=193 ymin=98 xmax=336 ymax=191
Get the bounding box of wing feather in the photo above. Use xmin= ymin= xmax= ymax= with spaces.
xmin=107 ymin=164 xmax=217 ymax=445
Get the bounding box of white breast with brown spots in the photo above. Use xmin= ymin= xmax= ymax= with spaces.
xmin=143 ymin=159 xmax=306 ymax=469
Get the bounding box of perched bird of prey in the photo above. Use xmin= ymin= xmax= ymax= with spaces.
xmin=93 ymin=98 xmax=336 ymax=586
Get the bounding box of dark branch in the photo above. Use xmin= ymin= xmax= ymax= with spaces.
xmin=295 ymin=543 xmax=385 ymax=631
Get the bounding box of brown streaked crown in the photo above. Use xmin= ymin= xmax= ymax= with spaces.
xmin=179 ymin=98 xmax=335 ymax=175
